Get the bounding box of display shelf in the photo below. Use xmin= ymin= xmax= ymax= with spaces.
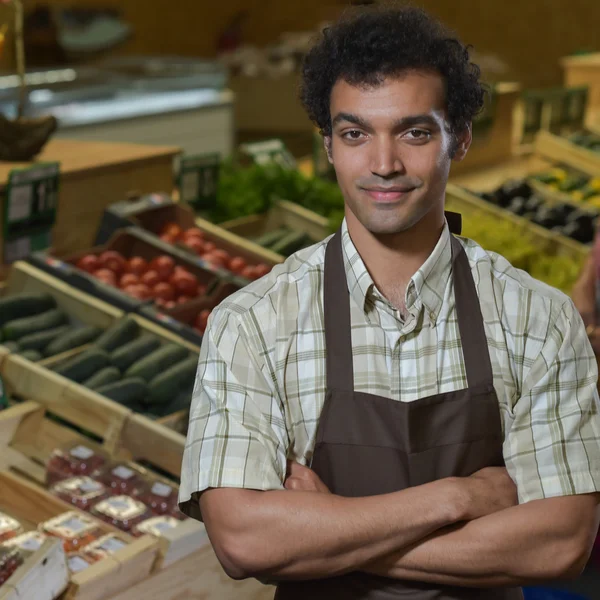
xmin=534 ymin=129 xmax=600 ymax=177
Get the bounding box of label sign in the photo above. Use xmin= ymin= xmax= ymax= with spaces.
xmin=239 ymin=139 xmax=296 ymax=169
xmin=178 ymin=153 xmax=220 ymax=210
xmin=3 ymin=162 xmax=59 ymax=263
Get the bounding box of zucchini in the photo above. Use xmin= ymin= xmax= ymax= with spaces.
xmin=109 ymin=336 xmax=161 ymax=372
xmin=19 ymin=349 xmax=42 ymax=362
xmin=83 ymin=367 xmax=122 ymax=390
xmin=44 ymin=325 xmax=103 ymax=357
xmin=18 ymin=325 xmax=71 ymax=352
xmin=270 ymin=231 xmax=309 ymax=255
xmin=253 ymin=228 xmax=289 ymax=248
xmin=2 ymin=309 xmax=68 ymax=341
xmin=95 ymin=378 xmax=148 ymax=408
xmin=0 ymin=293 xmax=56 ymax=328
xmin=54 ymin=349 xmax=111 ymax=383
xmin=94 ymin=317 xmax=139 ymax=352
xmin=147 ymin=356 xmax=198 ymax=405
xmin=125 ymin=344 xmax=189 ymax=382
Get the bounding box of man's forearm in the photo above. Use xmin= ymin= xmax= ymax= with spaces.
xmin=363 ymin=495 xmax=599 ymax=586
xmin=201 ymin=479 xmax=462 ymax=581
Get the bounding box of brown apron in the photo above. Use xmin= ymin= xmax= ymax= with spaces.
xmin=275 ymin=219 xmax=524 ymax=600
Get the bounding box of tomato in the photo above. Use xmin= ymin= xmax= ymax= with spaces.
xmin=122 ymin=284 xmax=145 ymax=299
xmin=202 ymin=241 xmax=216 ymax=253
xmin=136 ymin=284 xmax=153 ymax=300
xmin=197 ymin=284 xmax=208 ymax=296
xmin=150 ymin=256 xmax=176 ymax=281
xmin=240 ymin=265 xmax=256 ymax=280
xmin=76 ymin=254 xmax=99 ymax=273
xmin=98 ymin=251 xmax=127 ymax=276
xmin=177 ymin=295 xmax=192 ymax=304
xmin=153 ymin=282 xmax=175 ymax=302
xmin=164 ymin=300 xmax=176 ymax=309
xmin=182 ymin=228 xmax=204 ymax=240
xmin=141 ymin=270 xmax=161 ymax=288
xmin=212 ymin=249 xmax=230 ymax=263
xmin=195 ymin=309 xmax=211 ymax=332
xmin=160 ymin=223 xmax=183 ymax=240
xmin=253 ymin=264 xmax=271 ymax=278
xmin=170 ymin=271 xmax=199 ymax=297
xmin=94 ymin=268 xmax=117 ymax=286
xmin=203 ymin=253 xmax=227 ymax=269
xmin=228 ymin=256 xmax=247 ymax=274
xmin=119 ymin=273 xmax=139 ymax=288
xmin=160 ymin=233 xmax=176 ymax=244
xmin=182 ymin=237 xmax=204 ymax=255
xmin=127 ymin=257 xmax=148 ymax=276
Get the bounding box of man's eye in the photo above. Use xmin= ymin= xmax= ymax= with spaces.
xmin=407 ymin=129 xmax=430 ymax=140
xmin=343 ymin=130 xmax=363 ymax=140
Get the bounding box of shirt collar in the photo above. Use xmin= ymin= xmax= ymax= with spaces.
xmin=340 ymin=218 xmax=453 ymax=324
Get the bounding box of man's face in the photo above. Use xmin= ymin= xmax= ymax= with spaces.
xmin=327 ymin=71 xmax=470 ymax=236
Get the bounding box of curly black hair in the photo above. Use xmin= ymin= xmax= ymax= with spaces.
xmin=300 ymin=6 xmax=485 ymax=138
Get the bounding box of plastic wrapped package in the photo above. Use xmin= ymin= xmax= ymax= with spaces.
xmin=3 ymin=531 xmax=47 ymax=555
xmin=66 ymin=553 xmax=95 ymax=574
xmin=39 ymin=511 xmax=102 ymax=553
xmin=50 ymin=476 xmax=110 ymax=511
xmin=0 ymin=513 xmax=23 ymax=543
xmin=0 ymin=547 xmax=23 ymax=586
xmin=99 ymin=463 xmax=145 ymax=496
xmin=46 ymin=443 xmax=108 ymax=486
xmin=83 ymin=534 xmax=128 ymax=562
xmin=91 ymin=496 xmax=152 ymax=534
xmin=136 ymin=480 xmax=178 ymax=515
xmin=133 ymin=515 xmax=180 ymax=538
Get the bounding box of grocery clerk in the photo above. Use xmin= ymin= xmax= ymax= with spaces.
xmin=179 ymin=7 xmax=600 ymax=599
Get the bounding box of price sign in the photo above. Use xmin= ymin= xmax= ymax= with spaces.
xmin=239 ymin=139 xmax=296 ymax=169
xmin=178 ymin=153 xmax=220 ymax=210
xmin=3 ymin=162 xmax=60 ymax=263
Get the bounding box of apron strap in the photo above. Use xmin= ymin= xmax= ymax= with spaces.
xmin=450 ymin=235 xmax=495 ymax=389
xmin=324 ymin=229 xmax=354 ymax=392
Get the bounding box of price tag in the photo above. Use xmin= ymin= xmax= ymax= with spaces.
xmin=3 ymin=162 xmax=60 ymax=264
xmin=239 ymin=138 xmax=296 ymax=169
xmin=178 ymin=153 xmax=220 ymax=210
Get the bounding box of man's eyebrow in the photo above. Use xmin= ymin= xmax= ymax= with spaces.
xmin=331 ymin=113 xmax=371 ymax=129
xmin=331 ymin=112 xmax=442 ymax=130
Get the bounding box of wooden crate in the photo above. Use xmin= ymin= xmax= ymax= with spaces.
xmin=0 ymin=538 xmax=69 ymax=600
xmin=534 ymin=129 xmax=600 ymax=177
xmin=561 ymin=52 xmax=600 ymax=121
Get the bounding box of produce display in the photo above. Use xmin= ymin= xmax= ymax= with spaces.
xmin=83 ymin=534 xmax=128 ymax=562
xmin=567 ymin=131 xmax=600 ymax=153
xmin=49 ymin=317 xmax=198 ymax=418
xmin=38 ymin=511 xmax=102 ymax=553
xmin=46 ymin=442 xmax=109 ymax=486
xmin=75 ymin=251 xmax=210 ymax=309
xmin=0 ymin=546 xmax=23 ymax=586
xmin=0 ymin=513 xmax=23 ymax=543
xmin=251 ymin=227 xmax=315 ymax=256
xmin=92 ymin=496 xmax=152 ymax=534
xmin=50 ymin=477 xmax=110 ymax=511
xmin=0 ymin=293 xmax=103 ymax=362
xmin=531 ymin=168 xmax=600 ymax=209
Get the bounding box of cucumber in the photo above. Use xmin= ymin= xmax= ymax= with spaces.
xmin=94 ymin=317 xmax=139 ymax=352
xmin=44 ymin=325 xmax=103 ymax=357
xmin=253 ymin=228 xmax=289 ymax=248
xmin=270 ymin=231 xmax=309 ymax=255
xmin=2 ymin=309 xmax=68 ymax=341
xmin=83 ymin=367 xmax=122 ymax=390
xmin=147 ymin=356 xmax=198 ymax=405
xmin=0 ymin=293 xmax=57 ymax=328
xmin=1 ymin=341 xmax=19 ymax=352
xmin=19 ymin=349 xmax=42 ymax=362
xmin=152 ymin=383 xmax=194 ymax=417
xmin=18 ymin=325 xmax=71 ymax=352
xmin=95 ymin=378 xmax=148 ymax=408
xmin=125 ymin=344 xmax=189 ymax=382
xmin=109 ymin=336 xmax=161 ymax=372
xmin=54 ymin=349 xmax=111 ymax=383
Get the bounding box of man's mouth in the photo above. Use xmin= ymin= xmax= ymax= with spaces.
xmin=362 ymin=187 xmax=415 ymax=202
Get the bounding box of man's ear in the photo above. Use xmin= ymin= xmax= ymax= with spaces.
xmin=452 ymin=124 xmax=472 ymax=162
xmin=324 ymin=136 xmax=333 ymax=164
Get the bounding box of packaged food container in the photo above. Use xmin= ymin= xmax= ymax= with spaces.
xmin=46 ymin=442 xmax=108 ymax=486
xmin=0 ymin=513 xmax=23 ymax=543
xmin=50 ymin=476 xmax=110 ymax=511
xmin=91 ymin=496 xmax=152 ymax=533
xmin=39 ymin=511 xmax=102 ymax=553
xmin=3 ymin=531 xmax=47 ymax=555
xmin=83 ymin=534 xmax=128 ymax=562
xmin=0 ymin=547 xmax=23 ymax=586
xmin=66 ymin=553 xmax=95 ymax=574
xmin=100 ymin=463 xmax=144 ymax=496
xmin=136 ymin=480 xmax=178 ymax=515
xmin=133 ymin=515 xmax=180 ymax=538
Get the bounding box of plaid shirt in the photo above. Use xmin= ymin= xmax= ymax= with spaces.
xmin=179 ymin=220 xmax=600 ymax=519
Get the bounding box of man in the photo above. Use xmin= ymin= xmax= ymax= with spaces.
xmin=179 ymin=7 xmax=600 ymax=599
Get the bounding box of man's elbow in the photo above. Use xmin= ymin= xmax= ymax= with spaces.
xmin=554 ymin=534 xmax=595 ymax=581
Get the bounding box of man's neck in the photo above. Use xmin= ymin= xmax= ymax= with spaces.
xmin=346 ymin=208 xmax=445 ymax=313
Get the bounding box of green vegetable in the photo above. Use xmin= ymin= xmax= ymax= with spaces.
xmin=125 ymin=344 xmax=189 ymax=382
xmin=270 ymin=231 xmax=310 ymax=255
xmin=1 ymin=341 xmax=19 ymax=353
xmin=152 ymin=384 xmax=194 ymax=417
xmin=19 ymin=349 xmax=42 ymax=362
xmin=146 ymin=356 xmax=198 ymax=405
xmin=253 ymin=228 xmax=290 ymax=248
xmin=94 ymin=318 xmax=139 ymax=352
xmin=96 ymin=378 xmax=148 ymax=408
xmin=44 ymin=325 xmax=102 ymax=357
xmin=3 ymin=309 xmax=68 ymax=341
xmin=110 ymin=336 xmax=161 ymax=372
xmin=54 ymin=349 xmax=111 ymax=383
xmin=0 ymin=293 xmax=57 ymax=328
xmin=83 ymin=367 xmax=122 ymax=390
xmin=18 ymin=326 xmax=71 ymax=352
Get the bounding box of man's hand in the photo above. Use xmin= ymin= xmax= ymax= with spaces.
xmin=458 ymin=467 xmax=518 ymax=521
xmin=284 ymin=460 xmax=331 ymax=494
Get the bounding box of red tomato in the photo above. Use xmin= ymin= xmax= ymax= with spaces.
xmin=164 ymin=300 xmax=176 ymax=309
xmin=254 ymin=264 xmax=271 ymax=278
xmin=127 ymin=257 xmax=148 ymax=276
xmin=240 ymin=265 xmax=256 ymax=280
xmin=203 ymin=253 xmax=227 ymax=269
xmin=122 ymin=284 xmax=144 ymax=299
xmin=141 ymin=270 xmax=161 ymax=288
xmin=228 ymin=256 xmax=247 ymax=274
xmin=153 ymin=282 xmax=175 ymax=302
xmin=182 ymin=237 xmax=204 ymax=255
xmin=76 ymin=254 xmax=99 ymax=273
xmin=136 ymin=284 xmax=153 ymax=300
xmin=170 ymin=271 xmax=199 ymax=297
xmin=150 ymin=256 xmax=176 ymax=281
xmin=98 ymin=251 xmax=127 ymax=276
xmin=212 ymin=249 xmax=230 ymax=263
xmin=197 ymin=284 xmax=208 ymax=296
xmin=195 ymin=309 xmax=211 ymax=332
xmin=177 ymin=295 xmax=192 ymax=304
xmin=94 ymin=268 xmax=117 ymax=286
xmin=203 ymin=241 xmax=216 ymax=253
xmin=119 ymin=273 xmax=139 ymax=288
xmin=160 ymin=233 xmax=176 ymax=244
xmin=182 ymin=228 xmax=204 ymax=240
xmin=155 ymin=297 xmax=167 ymax=307
xmin=160 ymin=223 xmax=183 ymax=240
